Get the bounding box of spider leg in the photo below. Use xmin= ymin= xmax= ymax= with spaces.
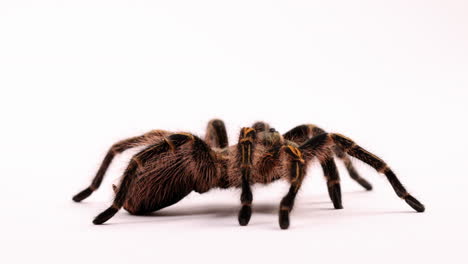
xmin=278 ymin=145 xmax=306 ymax=229
xmin=237 ymin=127 xmax=256 ymax=226
xmin=93 ymin=133 xmax=207 ymax=224
xmin=283 ymin=125 xmax=341 ymax=208
xmin=204 ymin=119 xmax=229 ymax=148
xmin=284 ymin=125 xmax=372 ymax=190
xmin=334 ymin=147 xmax=372 ymax=190
xmin=283 ymin=124 xmax=373 ymax=207
xmin=320 ymin=152 xmax=342 ymax=209
xmin=72 ymin=130 xmax=170 ymax=202
xmin=251 ymin=121 xmax=270 ymax=132
xmin=299 ymin=133 xmax=425 ymax=213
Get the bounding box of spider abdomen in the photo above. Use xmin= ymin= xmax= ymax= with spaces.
xmin=122 ymin=155 xmax=195 ymax=215
xmin=121 ymin=136 xmax=220 ymax=215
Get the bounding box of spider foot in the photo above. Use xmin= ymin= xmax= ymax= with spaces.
xmin=93 ymin=206 xmax=118 ymax=225
xmin=356 ymin=178 xmax=373 ymax=191
xmin=328 ymin=185 xmax=343 ymax=209
xmin=238 ymin=205 xmax=252 ymax=226
xmin=404 ymin=195 xmax=425 ymax=212
xmin=72 ymin=187 xmax=93 ymax=202
xmin=279 ymin=209 xmax=290 ymax=230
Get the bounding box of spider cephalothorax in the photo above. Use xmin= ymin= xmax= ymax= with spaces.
xmin=73 ymin=119 xmax=425 ymax=229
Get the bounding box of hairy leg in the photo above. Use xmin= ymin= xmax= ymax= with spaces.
xmin=283 ymin=125 xmax=343 ymax=208
xmin=205 ymin=119 xmax=229 ymax=148
xmin=299 ymin=133 xmax=425 ymax=212
xmin=251 ymin=121 xmax=270 ymax=132
xmin=72 ymin=130 xmax=169 ymax=202
xmin=237 ymin=127 xmax=256 ymax=226
xmin=334 ymin=146 xmax=372 ymax=190
xmin=284 ymin=124 xmax=372 ymax=207
xmin=284 ymin=124 xmax=372 ymax=189
xmin=278 ymin=145 xmax=307 ymax=229
xmin=320 ymin=152 xmax=343 ymax=209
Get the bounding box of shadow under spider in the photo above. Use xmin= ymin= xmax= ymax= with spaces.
xmin=148 ymin=203 xmax=278 ymax=218
xmin=131 ymin=189 xmax=402 ymax=217
xmin=101 ymin=190 xmax=419 ymax=226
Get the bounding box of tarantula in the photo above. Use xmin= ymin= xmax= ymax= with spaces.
xmin=73 ymin=119 xmax=425 ymax=229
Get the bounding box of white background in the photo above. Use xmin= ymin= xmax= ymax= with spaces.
xmin=1 ymin=1 xmax=467 ymax=263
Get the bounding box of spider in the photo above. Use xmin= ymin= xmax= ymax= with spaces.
xmin=73 ymin=119 xmax=425 ymax=229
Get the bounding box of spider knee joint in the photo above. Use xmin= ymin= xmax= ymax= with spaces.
xmin=327 ymin=179 xmax=340 ymax=187
xmin=284 ymin=145 xmax=305 ymax=163
xmin=330 ymin=133 xmax=356 ymax=150
xmin=378 ymin=165 xmax=390 ymax=173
